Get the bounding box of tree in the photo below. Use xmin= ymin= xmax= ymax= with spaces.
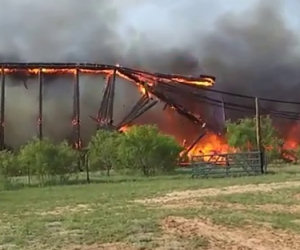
xmin=88 ymin=129 xmax=121 ymax=176
xmin=18 ymin=138 xmax=78 ymax=184
xmin=0 ymin=150 xmax=16 ymax=190
xmin=226 ymin=116 xmax=283 ymax=160
xmin=0 ymin=150 xmax=18 ymax=178
xmin=117 ymin=125 xmax=182 ymax=176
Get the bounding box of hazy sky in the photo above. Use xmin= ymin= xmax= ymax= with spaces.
xmin=0 ymin=0 xmax=299 ymax=62
xmin=119 ymin=0 xmax=300 ymax=41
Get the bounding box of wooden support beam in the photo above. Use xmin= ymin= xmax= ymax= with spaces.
xmin=73 ymin=68 xmax=81 ymax=149
xmin=117 ymin=95 xmax=149 ymax=128
xmin=185 ymin=130 xmax=207 ymax=156
xmin=38 ymin=68 xmax=43 ymax=140
xmin=97 ymin=75 xmax=110 ymax=129
xmin=108 ymin=68 xmax=116 ymax=124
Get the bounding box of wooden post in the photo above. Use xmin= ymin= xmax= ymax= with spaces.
xmin=73 ymin=69 xmax=82 ymax=173
xmin=0 ymin=67 xmax=5 ymax=150
xmin=38 ymin=69 xmax=43 ymax=140
xmin=85 ymin=152 xmax=90 ymax=184
xmin=255 ymin=97 xmax=264 ymax=173
xmin=73 ymin=68 xmax=81 ymax=149
xmin=108 ymin=68 xmax=116 ymax=125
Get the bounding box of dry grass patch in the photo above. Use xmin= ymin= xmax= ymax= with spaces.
xmin=66 ymin=242 xmax=135 ymax=250
xmin=136 ymin=181 xmax=300 ymax=205
xmin=160 ymin=200 xmax=300 ymax=214
xmin=162 ymin=216 xmax=300 ymax=250
xmin=39 ymin=204 xmax=93 ymax=216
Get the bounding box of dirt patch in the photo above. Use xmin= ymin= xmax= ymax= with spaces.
xmin=161 ymin=199 xmax=300 ymax=214
xmin=136 ymin=181 xmax=300 ymax=205
xmin=66 ymin=243 xmax=135 ymax=250
xmin=0 ymin=243 xmax=17 ymax=250
xmin=254 ymin=204 xmax=300 ymax=214
xmin=162 ymin=216 xmax=300 ymax=250
xmin=39 ymin=204 xmax=93 ymax=216
xmin=294 ymin=193 xmax=300 ymax=201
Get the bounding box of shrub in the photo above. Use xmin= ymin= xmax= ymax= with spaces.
xmin=88 ymin=130 xmax=121 ymax=176
xmin=117 ymin=125 xmax=182 ymax=176
xmin=18 ymin=138 xmax=78 ymax=184
xmin=0 ymin=150 xmax=16 ymax=177
xmin=226 ymin=116 xmax=283 ymax=162
xmin=0 ymin=150 xmax=16 ymax=190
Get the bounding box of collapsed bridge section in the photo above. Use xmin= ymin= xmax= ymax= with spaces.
xmin=0 ymin=63 xmax=215 ymax=151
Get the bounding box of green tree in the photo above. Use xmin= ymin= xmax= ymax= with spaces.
xmin=18 ymin=138 xmax=78 ymax=185
xmin=0 ymin=150 xmax=18 ymax=178
xmin=0 ymin=150 xmax=16 ymax=190
xmin=226 ymin=116 xmax=283 ymax=160
xmin=117 ymin=125 xmax=182 ymax=176
xmin=88 ymin=130 xmax=121 ymax=176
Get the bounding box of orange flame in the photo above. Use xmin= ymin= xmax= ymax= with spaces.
xmin=2 ymin=67 xmax=215 ymax=91
xmin=187 ymin=132 xmax=235 ymax=159
xmin=282 ymin=123 xmax=300 ymax=151
xmin=171 ymin=77 xmax=214 ymax=87
xmin=283 ymin=139 xmax=298 ymax=150
xmin=138 ymin=85 xmax=147 ymax=95
xmin=119 ymin=125 xmax=130 ymax=133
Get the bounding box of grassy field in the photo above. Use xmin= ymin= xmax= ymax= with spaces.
xmin=1 ymin=165 xmax=300 ymax=249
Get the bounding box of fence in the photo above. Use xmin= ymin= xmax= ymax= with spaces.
xmin=191 ymin=151 xmax=266 ymax=177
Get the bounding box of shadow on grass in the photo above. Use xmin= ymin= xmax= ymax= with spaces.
xmin=2 ymin=164 xmax=298 ymax=191
xmin=1 ymin=170 xmax=193 ymax=191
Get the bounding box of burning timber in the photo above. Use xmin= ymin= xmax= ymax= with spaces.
xmin=0 ymin=62 xmax=215 ymax=151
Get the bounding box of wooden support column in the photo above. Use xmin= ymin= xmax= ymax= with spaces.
xmin=255 ymin=97 xmax=264 ymax=173
xmin=0 ymin=67 xmax=5 ymax=150
xmin=38 ymin=69 xmax=43 ymax=140
xmin=73 ymin=68 xmax=81 ymax=149
xmin=108 ymin=68 xmax=116 ymax=125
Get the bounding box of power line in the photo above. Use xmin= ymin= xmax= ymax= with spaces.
xmin=196 ymin=86 xmax=300 ymax=105
xmin=195 ymin=95 xmax=300 ymax=121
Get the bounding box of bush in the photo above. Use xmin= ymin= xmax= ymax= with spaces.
xmin=117 ymin=125 xmax=182 ymax=176
xmin=0 ymin=150 xmax=16 ymax=190
xmin=88 ymin=130 xmax=121 ymax=176
xmin=226 ymin=116 xmax=283 ymax=162
xmin=18 ymin=138 xmax=78 ymax=184
xmin=0 ymin=150 xmax=16 ymax=177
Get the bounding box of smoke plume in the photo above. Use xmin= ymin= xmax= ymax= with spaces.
xmin=0 ymin=0 xmax=299 ymax=146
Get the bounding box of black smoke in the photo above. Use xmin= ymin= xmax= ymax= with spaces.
xmin=0 ymin=0 xmax=299 ymax=146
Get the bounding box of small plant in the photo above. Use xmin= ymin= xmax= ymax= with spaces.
xmin=0 ymin=150 xmax=16 ymax=176
xmin=0 ymin=150 xmax=16 ymax=190
xmin=88 ymin=129 xmax=121 ymax=176
xmin=18 ymin=138 xmax=78 ymax=185
xmin=117 ymin=125 xmax=182 ymax=176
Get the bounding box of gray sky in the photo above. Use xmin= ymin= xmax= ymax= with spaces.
xmin=119 ymin=0 xmax=299 ymax=44
xmin=0 ymin=0 xmax=299 ymax=62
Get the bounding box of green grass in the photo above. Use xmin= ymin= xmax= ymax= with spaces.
xmin=1 ymin=165 xmax=300 ymax=249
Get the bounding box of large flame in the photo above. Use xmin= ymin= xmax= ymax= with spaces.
xmin=187 ymin=132 xmax=235 ymax=158
xmin=283 ymin=139 xmax=298 ymax=150
xmin=2 ymin=66 xmax=215 ymax=88
xmin=281 ymin=123 xmax=300 ymax=162
xmin=283 ymin=123 xmax=300 ymax=151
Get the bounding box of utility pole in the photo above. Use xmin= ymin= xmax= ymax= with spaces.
xmin=255 ymin=97 xmax=264 ymax=173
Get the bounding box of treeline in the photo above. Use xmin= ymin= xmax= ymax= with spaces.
xmin=226 ymin=116 xmax=299 ymax=162
xmin=0 ymin=125 xmax=182 ymax=189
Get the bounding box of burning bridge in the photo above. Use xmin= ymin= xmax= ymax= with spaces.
xmin=0 ymin=63 xmax=215 ymax=152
